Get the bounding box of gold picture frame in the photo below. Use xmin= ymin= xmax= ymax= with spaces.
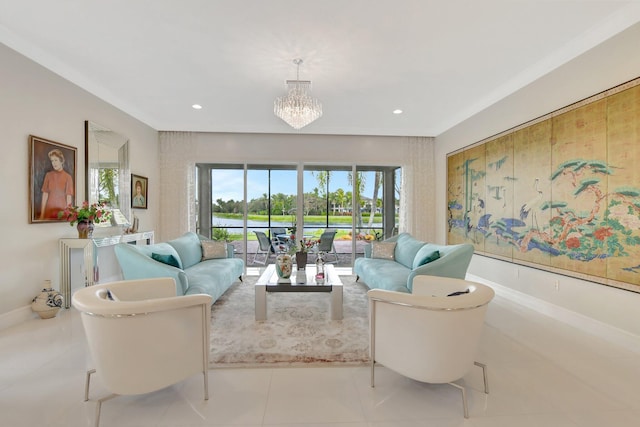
xmin=131 ymin=174 xmax=148 ymax=209
xmin=29 ymin=135 xmax=77 ymax=223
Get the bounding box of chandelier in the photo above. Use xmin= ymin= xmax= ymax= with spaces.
xmin=274 ymin=58 xmax=322 ymax=130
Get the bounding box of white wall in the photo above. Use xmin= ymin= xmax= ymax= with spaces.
xmin=0 ymin=43 xmax=159 ymax=322
xmin=435 ymin=23 xmax=640 ymax=338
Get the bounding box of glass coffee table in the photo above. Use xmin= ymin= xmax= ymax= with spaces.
xmin=254 ymin=264 xmax=343 ymax=320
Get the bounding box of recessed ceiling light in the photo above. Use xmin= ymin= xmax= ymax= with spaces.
xmin=192 ymin=104 xmax=203 ymax=110
xmin=393 ymin=109 xmax=403 ymax=114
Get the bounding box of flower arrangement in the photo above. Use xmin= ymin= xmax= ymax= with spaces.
xmin=298 ymin=237 xmax=320 ymax=253
xmin=58 ymin=201 xmax=112 ymax=226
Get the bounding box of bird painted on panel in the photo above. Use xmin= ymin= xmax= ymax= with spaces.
xmin=520 ymin=178 xmax=544 ymax=229
xmin=466 ymin=199 xmax=484 ymax=243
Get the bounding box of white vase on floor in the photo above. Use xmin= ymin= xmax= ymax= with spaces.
xmin=31 ymin=280 xmax=64 ymax=319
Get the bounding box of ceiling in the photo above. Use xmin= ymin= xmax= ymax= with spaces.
xmin=2 ymin=1 xmax=640 ymax=137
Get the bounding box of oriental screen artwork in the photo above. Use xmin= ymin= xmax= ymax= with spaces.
xmin=447 ymin=80 xmax=640 ymax=293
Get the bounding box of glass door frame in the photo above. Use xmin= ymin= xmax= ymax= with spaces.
xmin=196 ymin=162 xmax=401 ymax=267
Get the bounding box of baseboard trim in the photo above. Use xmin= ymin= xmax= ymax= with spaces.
xmin=0 ymin=305 xmax=35 ymax=330
xmin=468 ymin=274 xmax=640 ymax=355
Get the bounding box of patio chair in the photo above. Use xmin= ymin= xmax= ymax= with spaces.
xmin=270 ymin=227 xmax=288 ymax=245
xmin=315 ymin=229 xmax=338 ymax=263
xmin=253 ymin=231 xmax=279 ymax=265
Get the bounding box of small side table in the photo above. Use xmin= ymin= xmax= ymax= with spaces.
xmin=59 ymin=239 xmax=95 ymax=309
xmin=59 ymin=231 xmax=154 ymax=308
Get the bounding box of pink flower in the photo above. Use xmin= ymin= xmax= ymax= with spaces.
xmin=57 ymin=201 xmax=111 ymax=226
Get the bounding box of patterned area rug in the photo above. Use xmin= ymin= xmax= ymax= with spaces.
xmin=209 ymin=275 xmax=371 ymax=367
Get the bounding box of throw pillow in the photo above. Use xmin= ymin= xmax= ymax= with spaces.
xmin=416 ymin=250 xmax=440 ymax=267
xmin=151 ymin=252 xmax=180 ymax=268
xmin=201 ymin=240 xmax=227 ymax=260
xmin=371 ymin=241 xmax=396 ymax=260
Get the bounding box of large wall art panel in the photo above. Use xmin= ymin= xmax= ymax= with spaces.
xmin=447 ymin=78 xmax=640 ymax=292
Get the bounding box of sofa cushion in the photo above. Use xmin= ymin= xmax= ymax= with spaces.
xmin=393 ymin=233 xmax=426 ymax=269
xmin=353 ymin=258 xmax=411 ymax=293
xmin=371 ymin=242 xmax=396 ymax=260
xmin=135 ymin=243 xmax=183 ymax=270
xmin=167 ymin=232 xmax=203 ymax=269
xmin=151 ymin=252 xmax=181 ymax=268
xmin=184 ymin=258 xmax=245 ymax=301
xmin=201 ymin=240 xmax=227 ymax=260
xmin=413 ymin=244 xmax=441 ymax=269
xmin=416 ymin=250 xmax=440 ymax=268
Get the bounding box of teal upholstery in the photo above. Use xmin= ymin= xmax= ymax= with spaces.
xmin=413 ymin=244 xmax=441 ymax=269
xmin=354 ymin=233 xmax=473 ymax=293
xmin=167 ymin=232 xmax=203 ymax=269
xmin=392 ymin=233 xmax=426 ymax=269
xmin=134 ymin=243 xmax=183 ymax=269
xmin=114 ymin=232 xmax=244 ymax=303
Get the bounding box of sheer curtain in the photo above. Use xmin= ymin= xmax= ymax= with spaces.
xmin=158 ymin=131 xmax=434 ymax=243
xmin=158 ymin=131 xmax=197 ymax=241
xmin=399 ymin=136 xmax=435 ymax=242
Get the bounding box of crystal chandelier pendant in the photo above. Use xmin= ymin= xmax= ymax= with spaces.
xmin=274 ymin=59 xmax=322 ymax=130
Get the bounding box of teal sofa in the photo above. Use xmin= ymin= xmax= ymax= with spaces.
xmin=114 ymin=232 xmax=244 ymax=303
xmin=353 ymin=233 xmax=474 ymax=293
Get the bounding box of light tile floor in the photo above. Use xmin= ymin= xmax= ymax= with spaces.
xmin=1 ymin=291 xmax=640 ymax=426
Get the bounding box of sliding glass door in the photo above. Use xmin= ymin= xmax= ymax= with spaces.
xmin=196 ymin=163 xmax=400 ymax=267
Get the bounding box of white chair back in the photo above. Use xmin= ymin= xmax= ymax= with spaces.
xmin=368 ymin=275 xmax=494 ymax=417
xmin=72 ymin=278 xmax=212 ymax=425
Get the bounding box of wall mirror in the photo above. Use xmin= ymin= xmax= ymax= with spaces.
xmin=84 ymin=121 xmax=131 ymax=227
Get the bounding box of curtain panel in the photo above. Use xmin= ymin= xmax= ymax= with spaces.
xmin=400 ymin=136 xmax=435 ymax=242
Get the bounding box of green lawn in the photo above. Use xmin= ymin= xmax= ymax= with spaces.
xmin=212 ymin=213 xmax=389 ymax=241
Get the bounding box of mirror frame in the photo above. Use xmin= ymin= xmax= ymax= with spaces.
xmin=84 ymin=120 xmax=131 ymax=226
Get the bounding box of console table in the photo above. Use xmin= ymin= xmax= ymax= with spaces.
xmin=59 ymin=231 xmax=154 ymax=308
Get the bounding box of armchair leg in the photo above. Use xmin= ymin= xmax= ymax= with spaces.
xmin=94 ymin=394 xmax=117 ymax=427
xmin=474 ymin=361 xmax=489 ymax=394
xmin=370 ymin=360 xmax=376 ymax=388
xmin=448 ymin=382 xmax=469 ymax=419
xmin=446 ymin=362 xmax=488 ymax=419
xmin=203 ymin=370 xmax=209 ymax=400
xmin=85 ymin=369 xmax=96 ymax=401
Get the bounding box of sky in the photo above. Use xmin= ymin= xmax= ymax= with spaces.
xmin=209 ymin=169 xmax=381 ymax=202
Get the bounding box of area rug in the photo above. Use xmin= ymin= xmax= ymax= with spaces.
xmin=209 ymin=275 xmax=371 ymax=367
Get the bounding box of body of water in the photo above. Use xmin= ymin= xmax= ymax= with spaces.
xmin=213 ymin=216 xmax=382 ymax=231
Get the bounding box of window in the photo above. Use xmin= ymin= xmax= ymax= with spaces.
xmin=196 ymin=163 xmax=400 ymax=266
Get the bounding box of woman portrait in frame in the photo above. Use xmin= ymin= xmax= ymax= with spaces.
xmin=29 ymin=135 xmax=77 ymax=223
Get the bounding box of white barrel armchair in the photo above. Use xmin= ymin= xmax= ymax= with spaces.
xmin=72 ymin=278 xmax=213 ymax=427
xmin=368 ymin=275 xmax=495 ymax=418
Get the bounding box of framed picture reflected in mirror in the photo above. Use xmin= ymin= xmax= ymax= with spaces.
xmin=131 ymin=174 xmax=148 ymax=209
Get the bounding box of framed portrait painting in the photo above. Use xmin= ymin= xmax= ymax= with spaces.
xmin=131 ymin=174 xmax=148 ymax=209
xmin=29 ymin=135 xmax=77 ymax=223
